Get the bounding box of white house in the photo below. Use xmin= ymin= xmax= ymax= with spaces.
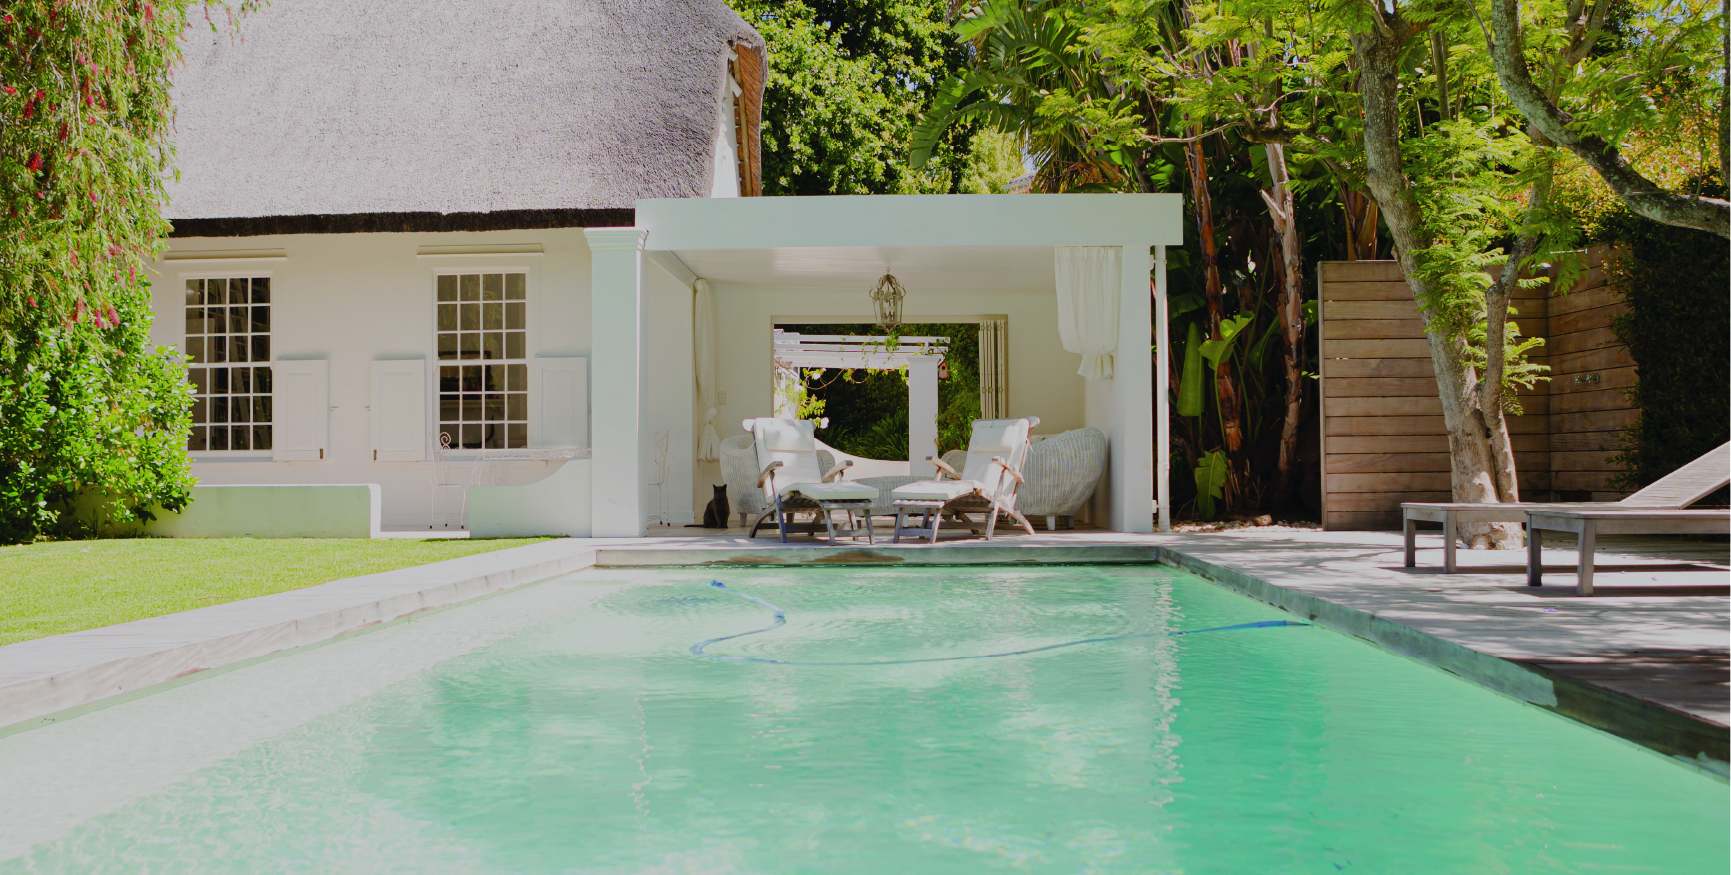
xmin=147 ymin=0 xmax=765 ymax=536
xmin=146 ymin=2 xmax=1185 ymax=539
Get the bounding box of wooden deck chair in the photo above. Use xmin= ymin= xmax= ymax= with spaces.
xmin=743 ymin=418 xmax=878 ymax=544
xmin=891 ymin=417 xmax=1041 ymax=543
xmin=1403 ymin=441 xmax=1731 ymax=571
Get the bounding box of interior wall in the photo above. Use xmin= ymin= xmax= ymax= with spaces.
xmin=707 ymin=284 xmax=1087 ymax=455
xmin=642 ymin=265 xmax=696 ymax=526
xmin=150 ymin=228 xmax=594 ymax=530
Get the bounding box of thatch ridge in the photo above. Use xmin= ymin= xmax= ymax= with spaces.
xmin=168 ymin=209 xmax=636 ymax=238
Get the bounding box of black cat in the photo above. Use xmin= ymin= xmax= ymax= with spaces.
xmin=685 ymin=484 xmax=731 ymax=528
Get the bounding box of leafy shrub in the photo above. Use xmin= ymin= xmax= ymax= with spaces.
xmin=1601 ymin=211 xmax=1730 ymax=497
xmin=0 ymin=290 xmax=194 ymax=542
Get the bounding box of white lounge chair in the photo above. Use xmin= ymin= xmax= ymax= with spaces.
xmin=892 ymin=417 xmax=1040 ymax=543
xmin=1403 ymin=441 xmax=1731 ymax=571
xmin=743 ymin=418 xmax=878 ymax=544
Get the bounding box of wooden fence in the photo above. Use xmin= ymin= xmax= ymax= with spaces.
xmin=1316 ymin=247 xmax=1631 ymax=529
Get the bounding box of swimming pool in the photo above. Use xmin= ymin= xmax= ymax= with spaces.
xmin=1 ymin=565 xmax=1723 ymax=872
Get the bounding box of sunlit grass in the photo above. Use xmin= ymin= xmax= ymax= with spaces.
xmin=0 ymin=537 xmax=550 ymax=646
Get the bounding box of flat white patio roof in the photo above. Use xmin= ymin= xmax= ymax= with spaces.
xmin=636 ymin=193 xmax=1184 ymax=251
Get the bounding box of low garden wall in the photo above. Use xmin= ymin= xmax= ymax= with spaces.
xmin=145 ymin=484 xmax=382 ymax=538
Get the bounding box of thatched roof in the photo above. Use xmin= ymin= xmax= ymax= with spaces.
xmin=165 ymin=0 xmax=764 ymax=235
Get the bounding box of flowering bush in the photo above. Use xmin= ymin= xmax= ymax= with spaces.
xmin=0 ymin=2 xmax=251 ymax=541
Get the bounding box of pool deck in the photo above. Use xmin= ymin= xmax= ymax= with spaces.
xmin=2 ymin=525 xmax=1725 ymax=776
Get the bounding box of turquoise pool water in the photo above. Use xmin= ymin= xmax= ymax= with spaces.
xmin=2 ymin=565 xmax=1724 ymax=873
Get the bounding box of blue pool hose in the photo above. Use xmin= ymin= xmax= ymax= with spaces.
xmin=691 ymin=580 xmax=1307 ymax=666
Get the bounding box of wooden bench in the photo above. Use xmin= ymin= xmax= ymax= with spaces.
xmin=1524 ymin=508 xmax=1731 ymax=595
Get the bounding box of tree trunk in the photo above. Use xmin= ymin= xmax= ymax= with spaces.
xmin=1350 ymin=21 xmax=1521 ymax=548
xmin=1260 ymin=143 xmax=1306 ymax=505
xmin=1185 ymin=137 xmax=1245 ymax=471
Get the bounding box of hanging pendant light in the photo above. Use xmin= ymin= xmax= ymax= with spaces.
xmin=869 ymin=272 xmax=906 ymax=330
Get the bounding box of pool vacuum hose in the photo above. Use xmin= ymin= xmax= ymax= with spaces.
xmin=691 ymin=580 xmax=1307 ymax=666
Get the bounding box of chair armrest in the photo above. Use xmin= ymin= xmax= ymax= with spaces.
xmin=991 ymin=456 xmax=1025 ymax=485
xmin=822 ymin=459 xmax=854 ymax=482
xmin=928 ymin=456 xmax=963 ymax=480
xmin=756 ymin=460 xmax=783 ymax=488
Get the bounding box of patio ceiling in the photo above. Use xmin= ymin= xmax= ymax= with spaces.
xmin=669 ymin=244 xmax=1055 ymax=291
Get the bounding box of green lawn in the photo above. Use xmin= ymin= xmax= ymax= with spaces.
xmin=0 ymin=537 xmax=551 ymax=646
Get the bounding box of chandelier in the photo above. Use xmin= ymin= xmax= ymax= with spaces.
xmin=869 ymin=272 xmax=906 ymax=330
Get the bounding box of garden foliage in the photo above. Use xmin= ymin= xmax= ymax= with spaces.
xmin=725 ymin=0 xmax=1022 ymax=195
xmin=913 ymin=0 xmax=1723 ymax=520
xmin=0 ymin=2 xmax=248 ymax=541
xmin=1602 ymin=213 xmax=1730 ymax=495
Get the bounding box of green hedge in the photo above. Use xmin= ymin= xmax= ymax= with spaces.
xmin=1601 ymin=212 xmax=1729 ymax=496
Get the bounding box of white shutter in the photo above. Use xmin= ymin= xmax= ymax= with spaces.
xmin=272 ymin=360 xmax=328 ymax=461
xmin=370 ymin=359 xmax=427 ymax=462
xmin=532 ymin=356 xmax=589 ymax=448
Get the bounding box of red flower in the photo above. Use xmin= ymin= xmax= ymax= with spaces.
xmin=2 ymin=85 xmax=15 ymax=95
xmin=26 ymin=153 xmax=41 ymax=171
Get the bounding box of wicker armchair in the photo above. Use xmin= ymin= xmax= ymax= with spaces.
xmin=944 ymin=426 xmax=1106 ymax=530
xmin=718 ymin=433 xmax=833 ymax=527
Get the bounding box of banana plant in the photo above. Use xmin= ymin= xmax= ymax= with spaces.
xmin=1199 ymin=313 xmax=1254 ymax=368
xmin=1193 ymin=449 xmax=1228 ymax=520
xmin=1176 ymin=322 xmax=1206 ymax=418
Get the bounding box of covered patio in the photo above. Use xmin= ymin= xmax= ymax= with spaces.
xmin=583 ymin=194 xmax=1184 ymax=538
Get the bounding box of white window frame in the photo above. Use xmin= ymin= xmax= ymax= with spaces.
xmin=428 ymin=264 xmax=539 ymax=456
xmin=180 ymin=270 xmax=276 ymax=460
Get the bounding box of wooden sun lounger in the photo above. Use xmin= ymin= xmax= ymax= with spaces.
xmin=742 ymin=417 xmax=880 ymax=545
xmin=1525 ymin=508 xmax=1731 ymax=596
xmin=892 ymin=417 xmax=1039 ymax=543
xmin=1403 ymin=442 xmax=1730 ymax=572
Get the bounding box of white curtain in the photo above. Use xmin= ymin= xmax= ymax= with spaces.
xmin=978 ymin=318 xmax=1008 ymax=418
xmin=1055 ymin=246 xmax=1121 ymax=381
xmin=693 ymin=279 xmax=720 ymax=460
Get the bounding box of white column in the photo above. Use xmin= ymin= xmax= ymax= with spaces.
xmin=907 ymin=355 xmax=941 ymax=478
xmin=1110 ymin=244 xmax=1155 ymax=533
xmin=585 ymin=227 xmax=647 ymax=537
xmin=1154 ymin=245 xmax=1171 ymax=532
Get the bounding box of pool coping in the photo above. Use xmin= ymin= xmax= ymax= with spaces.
xmin=2 ymin=538 xmax=1724 ymax=779
xmin=0 ymin=539 xmax=599 ymax=735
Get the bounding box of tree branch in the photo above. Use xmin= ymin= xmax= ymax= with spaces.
xmin=1486 ymin=0 xmax=1730 ymax=237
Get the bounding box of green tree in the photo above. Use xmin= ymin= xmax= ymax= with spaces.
xmin=0 ymin=2 xmax=250 ymax=541
xmin=727 ymin=0 xmax=1007 ymax=194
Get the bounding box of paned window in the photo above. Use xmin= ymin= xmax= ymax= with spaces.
xmin=185 ymin=277 xmax=271 ymax=451
xmin=436 ymin=272 xmax=528 ymax=449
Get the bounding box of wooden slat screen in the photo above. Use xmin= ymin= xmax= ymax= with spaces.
xmin=1318 ymin=260 xmax=1556 ymax=529
xmin=1543 ymin=248 xmax=1635 ymax=499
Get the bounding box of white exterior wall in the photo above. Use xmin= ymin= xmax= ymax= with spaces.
xmin=643 ymin=260 xmax=696 ymax=526
xmin=149 ymin=229 xmax=594 ymax=532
